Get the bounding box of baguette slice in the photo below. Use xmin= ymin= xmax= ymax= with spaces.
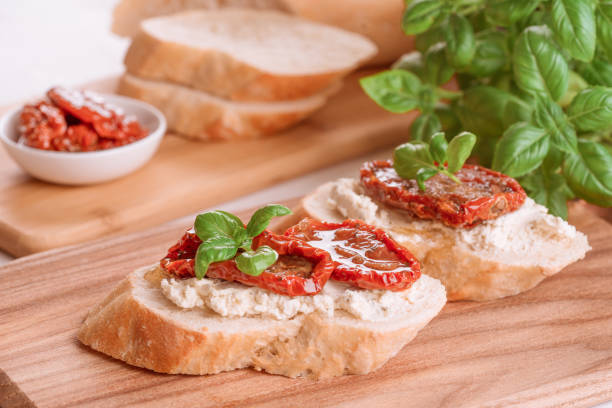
xmin=124 ymin=9 xmax=377 ymax=102
xmin=299 ymin=179 xmax=591 ymax=301
xmin=78 ymin=265 xmax=446 ymax=379
xmin=118 ymin=74 xmax=339 ymax=140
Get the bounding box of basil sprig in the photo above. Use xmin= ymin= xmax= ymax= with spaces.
xmin=394 ymin=131 xmax=476 ymax=190
xmin=193 ymin=204 xmax=291 ymax=279
xmin=361 ymin=0 xmax=612 ymax=219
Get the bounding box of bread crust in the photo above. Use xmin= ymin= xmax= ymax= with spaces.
xmin=123 ymin=12 xmax=376 ymax=102
xmin=117 ymin=74 xmax=335 ymax=140
xmin=78 ymin=266 xmax=445 ymax=379
xmin=299 ymin=182 xmax=591 ymax=302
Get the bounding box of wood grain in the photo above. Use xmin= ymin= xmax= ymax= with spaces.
xmin=0 ymin=72 xmax=417 ymax=257
xmin=0 ymin=202 xmax=611 ymax=408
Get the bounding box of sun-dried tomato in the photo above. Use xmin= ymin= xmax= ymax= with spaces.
xmin=285 ymin=218 xmax=421 ymax=291
xmin=360 ymin=160 xmax=526 ymax=228
xmin=161 ymin=230 xmax=335 ymax=296
xmin=17 ymin=87 xmax=148 ymax=152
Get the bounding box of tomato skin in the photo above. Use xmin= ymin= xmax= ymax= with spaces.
xmin=360 ymin=160 xmax=526 ymax=228
xmin=285 ymin=218 xmax=421 ymax=291
xmin=161 ymin=230 xmax=335 ymax=297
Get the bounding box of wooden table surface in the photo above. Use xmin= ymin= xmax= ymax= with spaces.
xmin=0 ymin=201 xmax=611 ymax=408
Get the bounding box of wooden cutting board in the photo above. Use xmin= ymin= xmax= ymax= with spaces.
xmin=1 ymin=201 xmax=611 ymax=408
xmin=0 ymin=72 xmax=417 ymax=257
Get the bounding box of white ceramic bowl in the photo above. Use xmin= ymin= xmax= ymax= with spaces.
xmin=0 ymin=94 xmax=166 ymax=185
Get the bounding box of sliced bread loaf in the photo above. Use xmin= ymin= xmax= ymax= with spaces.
xmin=78 ymin=265 xmax=446 ymax=379
xmin=295 ymin=179 xmax=591 ymax=301
xmin=123 ymin=9 xmax=377 ymax=102
xmin=117 ymin=73 xmax=339 ymax=140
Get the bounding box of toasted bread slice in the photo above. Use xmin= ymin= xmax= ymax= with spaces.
xmin=123 ymin=9 xmax=377 ymax=102
xmin=298 ymin=179 xmax=591 ymax=301
xmin=78 ymin=265 xmax=446 ymax=379
xmin=117 ymin=74 xmax=339 ymax=140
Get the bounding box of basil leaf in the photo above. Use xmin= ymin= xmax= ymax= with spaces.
xmin=194 ymin=236 xmax=238 ymax=279
xmin=513 ymin=26 xmax=569 ymax=101
xmin=246 ymin=204 xmax=291 ymax=238
xmin=542 ymin=145 xmax=565 ymax=173
xmin=503 ymin=97 xmax=533 ymax=129
xmin=533 ymin=95 xmax=578 ymax=154
xmin=521 ymin=171 xmax=571 ymax=219
xmin=596 ymin=4 xmax=612 ymax=62
xmin=455 ymin=86 xmax=514 ymax=138
xmin=576 ymin=59 xmax=612 ymax=86
xmin=360 ymin=70 xmax=422 ymax=113
xmin=446 ymin=131 xmax=477 ymax=173
xmin=550 ymin=0 xmax=596 ymax=62
xmin=435 ymin=104 xmax=461 ymax=134
xmin=194 ymin=210 xmax=245 ymax=243
xmin=410 ymin=113 xmax=442 ymax=142
xmin=444 ymin=14 xmax=476 ymax=68
xmin=567 ymin=86 xmax=612 ymax=132
xmin=393 ymin=142 xmax=436 ymax=179
xmin=563 ymin=140 xmax=612 ymax=206
xmin=416 ymin=168 xmax=439 ymax=191
xmin=235 ymin=245 xmax=278 ymax=277
xmin=558 ymin=71 xmax=589 ymax=107
xmin=485 ymin=0 xmax=542 ymax=26
xmin=402 ymin=0 xmax=444 ymax=35
xmin=424 ymin=43 xmax=455 ymax=86
xmin=466 ymin=33 xmax=507 ymax=77
xmin=415 ymin=25 xmax=446 ymax=54
xmin=392 ymin=51 xmax=425 ymax=80
xmin=492 ymin=122 xmax=550 ymax=177
xmin=429 ymin=132 xmax=448 ymax=164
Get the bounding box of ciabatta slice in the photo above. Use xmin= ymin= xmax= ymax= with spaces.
xmin=78 ymin=266 xmax=446 ymax=379
xmin=298 ymin=179 xmax=591 ymax=301
xmin=123 ymin=9 xmax=377 ymax=101
xmin=118 ymin=74 xmax=339 ymax=140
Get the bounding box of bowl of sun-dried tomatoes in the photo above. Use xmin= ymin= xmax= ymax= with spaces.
xmin=0 ymin=87 xmax=166 ymax=185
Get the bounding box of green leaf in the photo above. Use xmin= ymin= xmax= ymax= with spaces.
xmin=533 ymin=95 xmax=578 ymax=153
xmin=454 ymin=86 xmax=515 ymax=138
xmin=492 ymin=122 xmax=550 ymax=177
xmin=416 ymin=167 xmax=438 ymax=190
xmin=563 ymin=140 xmax=612 ymax=206
xmin=235 ymin=246 xmax=278 ymax=277
xmin=558 ymin=71 xmax=589 ymax=107
xmin=435 ymin=104 xmax=461 ymax=134
xmin=429 ymin=132 xmax=448 ymax=164
xmin=402 ymin=0 xmax=444 ymax=35
xmin=465 ymin=32 xmax=507 ymax=77
xmin=410 ymin=113 xmax=442 ymax=142
xmin=246 ymin=204 xmax=292 ymax=238
xmin=444 ymin=14 xmax=476 ymax=68
xmin=392 ymin=51 xmax=425 ymax=80
xmin=549 ymin=0 xmax=596 ymax=62
xmin=542 ymin=145 xmax=565 ymax=173
xmin=596 ymin=4 xmax=612 ymax=62
xmin=447 ymin=131 xmax=477 ymax=173
xmin=414 ymin=25 xmax=446 ymax=53
xmin=194 ymin=236 xmax=238 ymax=279
xmin=423 ymin=43 xmax=455 ymax=86
xmin=194 ymin=210 xmax=245 ymax=243
xmin=521 ymin=171 xmax=571 ymax=219
xmin=485 ymin=0 xmax=542 ymax=26
xmin=576 ymin=59 xmax=612 ymax=86
xmin=393 ymin=142 xmax=436 ymax=179
xmin=513 ymin=26 xmax=569 ymax=101
xmin=503 ymin=97 xmax=533 ymax=128
xmin=360 ymin=70 xmax=422 ymax=113
xmin=567 ymin=87 xmax=612 ymax=132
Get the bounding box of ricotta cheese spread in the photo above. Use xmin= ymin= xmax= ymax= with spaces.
xmin=160 ymin=273 xmax=436 ymax=321
xmin=325 ymin=178 xmax=590 ymax=267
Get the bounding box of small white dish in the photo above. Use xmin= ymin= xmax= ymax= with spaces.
xmin=0 ymin=93 xmax=166 ymax=185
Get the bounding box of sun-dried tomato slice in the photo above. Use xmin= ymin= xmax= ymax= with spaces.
xmin=360 ymin=160 xmax=526 ymax=228
xmin=160 ymin=229 xmax=335 ymax=296
xmin=18 ymin=102 xmax=67 ymax=150
xmin=285 ymin=218 xmax=421 ymax=291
